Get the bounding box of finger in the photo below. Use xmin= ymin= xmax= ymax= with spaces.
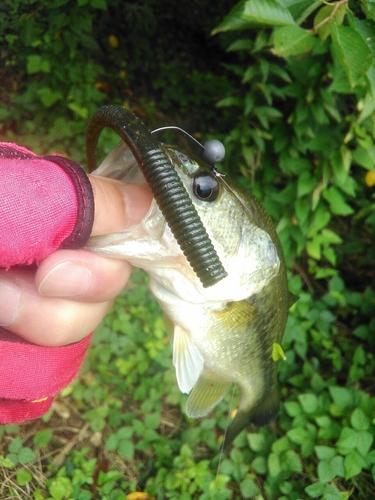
xmin=35 ymin=249 xmax=132 ymax=302
xmin=89 ymin=175 xmax=153 ymax=235
xmin=0 ymin=268 xmax=112 ymax=346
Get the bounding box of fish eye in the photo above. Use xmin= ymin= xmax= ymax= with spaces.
xmin=193 ymin=171 xmax=220 ymax=202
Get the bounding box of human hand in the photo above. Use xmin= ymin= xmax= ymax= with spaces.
xmin=0 ymin=176 xmax=152 ymax=347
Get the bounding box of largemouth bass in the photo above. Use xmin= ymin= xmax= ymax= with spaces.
xmin=88 ymin=142 xmax=290 ymax=449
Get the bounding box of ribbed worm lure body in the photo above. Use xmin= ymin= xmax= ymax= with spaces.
xmin=86 ymin=105 xmax=227 ymax=288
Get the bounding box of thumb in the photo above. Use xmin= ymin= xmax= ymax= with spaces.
xmin=88 ymin=175 xmax=153 ymax=236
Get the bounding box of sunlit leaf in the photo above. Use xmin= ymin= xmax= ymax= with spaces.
xmin=242 ymin=0 xmax=295 ymax=26
xmin=16 ymin=470 xmax=32 ymax=486
xmin=273 ymin=25 xmax=317 ymax=56
xmin=313 ymin=4 xmax=347 ymax=41
xmin=272 ymin=343 xmax=286 ymax=361
xmin=212 ymin=0 xmax=253 ymax=33
xmin=331 ymin=24 xmax=373 ymax=88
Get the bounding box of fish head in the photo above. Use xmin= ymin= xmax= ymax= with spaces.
xmin=88 ymin=143 xmax=280 ymax=305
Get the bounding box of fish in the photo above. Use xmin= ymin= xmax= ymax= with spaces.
xmin=87 ymin=141 xmax=290 ymax=449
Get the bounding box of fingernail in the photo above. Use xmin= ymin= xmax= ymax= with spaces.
xmin=0 ymin=279 xmax=22 ymax=327
xmin=38 ymin=262 xmax=92 ymax=298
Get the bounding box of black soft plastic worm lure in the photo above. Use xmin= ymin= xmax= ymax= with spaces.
xmin=86 ymin=104 xmax=227 ymax=288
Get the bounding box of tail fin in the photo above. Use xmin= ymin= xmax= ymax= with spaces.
xmin=222 ymin=389 xmax=279 ymax=450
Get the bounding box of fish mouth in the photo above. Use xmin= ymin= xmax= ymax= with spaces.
xmin=90 ymin=140 xmax=145 ymax=184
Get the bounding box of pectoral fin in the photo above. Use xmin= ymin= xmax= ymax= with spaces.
xmin=173 ymin=325 xmax=204 ymax=394
xmin=186 ymin=372 xmax=232 ymax=418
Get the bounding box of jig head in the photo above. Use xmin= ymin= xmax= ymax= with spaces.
xmin=86 ymin=104 xmax=227 ymax=288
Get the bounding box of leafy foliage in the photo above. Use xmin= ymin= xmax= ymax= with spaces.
xmin=1 ymin=0 xmax=375 ymax=499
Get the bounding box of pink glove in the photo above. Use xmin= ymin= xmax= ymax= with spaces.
xmin=0 ymin=142 xmax=95 ymax=423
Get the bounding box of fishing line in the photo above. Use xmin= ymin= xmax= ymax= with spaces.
xmin=211 ymin=383 xmax=237 ymax=500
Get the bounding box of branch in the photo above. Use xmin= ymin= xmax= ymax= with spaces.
xmin=311 ymin=0 xmax=349 ymax=34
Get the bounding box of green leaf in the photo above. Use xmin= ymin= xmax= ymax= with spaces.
xmin=309 ymin=206 xmax=331 ymax=234
xmin=273 ymin=25 xmax=317 ymax=56
xmin=330 ymin=455 xmax=345 ymax=478
xmin=33 ymin=429 xmax=53 ymax=447
xmin=247 ymin=432 xmax=267 ymax=451
xmin=17 ymin=470 xmax=32 ymax=486
xmin=321 ymin=229 xmax=342 ymax=245
xmin=329 ymin=387 xmax=354 ymax=410
xmin=216 ymin=96 xmax=243 ymax=107
xmin=118 ymin=440 xmax=134 ymax=459
xmin=323 ymin=484 xmax=343 ymax=500
xmin=8 ymin=436 xmax=23 ymax=454
xmin=305 ymin=481 xmax=324 ymax=498
xmin=317 ymin=460 xmax=336 ymax=483
xmin=352 ymin=147 xmax=375 ymax=170
xmin=295 ymin=198 xmax=310 ymax=228
xmin=272 ymin=342 xmax=286 ymax=361
xmin=331 ymin=23 xmax=373 ymax=88
xmin=351 ymin=408 xmax=370 ymax=431
xmin=91 ymin=0 xmax=107 ymax=9
xmin=240 ymin=478 xmax=259 ymax=497
xmin=336 ymin=428 xmax=358 ymax=454
xmin=287 ymin=427 xmax=309 ymax=445
xmin=49 ymin=477 xmax=73 ymax=500
xmin=26 ymin=55 xmax=51 ymax=74
xmin=37 ymin=87 xmax=63 ymax=108
xmin=242 ymin=0 xmax=296 ymax=27
xmin=145 ymin=412 xmax=160 ymax=429
xmin=315 ymin=446 xmax=336 ymax=461
xmin=298 ymin=393 xmax=318 ymax=414
xmin=356 ymin=431 xmax=374 ymax=456
xmin=297 ymin=171 xmax=317 ymax=197
xmin=212 ymin=0 xmax=253 ymax=33
xmin=313 ymin=4 xmax=347 ymax=41
xmin=251 ymin=455 xmax=267 ymax=474
xmin=317 ymin=455 xmax=344 ymax=483
xmin=344 ymin=451 xmax=367 ymax=480
xmin=360 ymin=0 xmax=375 ymax=21
xmin=116 ymin=426 xmax=134 ymax=440
xmin=306 ymin=238 xmax=321 ymax=260
xmin=18 ymin=447 xmax=36 ymax=464
xmin=0 ymin=456 xmax=16 ymax=468
xmin=283 ymin=449 xmax=303 ymax=473
xmin=227 ymin=38 xmax=254 ymax=52
xmin=322 ymin=187 xmax=354 ymax=216
xmin=284 ymin=401 xmax=302 ymax=418
xmin=268 ymin=452 xmax=282 ymax=477
xmin=67 ymin=102 xmax=89 ymax=118
xmin=272 ymin=436 xmax=291 ymax=454
xmin=289 ymin=0 xmax=321 ymax=25
xmin=351 ymin=16 xmax=375 ymax=55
